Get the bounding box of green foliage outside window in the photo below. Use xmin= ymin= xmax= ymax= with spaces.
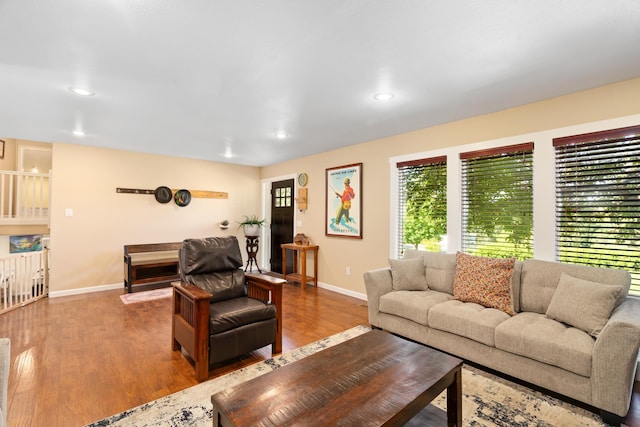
xmin=462 ymin=149 xmax=534 ymax=261
xmin=401 ymin=162 xmax=447 ymax=251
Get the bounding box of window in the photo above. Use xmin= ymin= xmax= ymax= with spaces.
xmin=460 ymin=143 xmax=534 ymax=260
xmin=396 ymin=156 xmax=447 ymax=257
xmin=554 ymin=125 xmax=640 ymax=295
xmin=274 ymin=187 xmax=292 ymax=208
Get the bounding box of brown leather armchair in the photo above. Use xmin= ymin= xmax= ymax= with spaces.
xmin=171 ymin=236 xmax=285 ymax=381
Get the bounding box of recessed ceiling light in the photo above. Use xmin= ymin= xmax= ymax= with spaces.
xmin=223 ymin=146 xmax=235 ymax=158
xmin=69 ymin=87 xmax=95 ymax=96
xmin=373 ymin=92 xmax=395 ymax=101
xmin=275 ymin=131 xmax=288 ymax=139
xmin=72 ymin=130 xmax=85 ymax=136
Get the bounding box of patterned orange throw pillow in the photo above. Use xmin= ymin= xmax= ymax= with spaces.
xmin=453 ymin=252 xmax=516 ymax=315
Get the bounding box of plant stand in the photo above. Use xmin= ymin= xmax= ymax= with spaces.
xmin=244 ymin=236 xmax=262 ymax=273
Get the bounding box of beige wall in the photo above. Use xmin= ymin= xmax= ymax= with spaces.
xmin=28 ymin=76 xmax=640 ymax=295
xmin=261 ymin=77 xmax=640 ymax=297
xmin=49 ymin=143 xmax=261 ymax=292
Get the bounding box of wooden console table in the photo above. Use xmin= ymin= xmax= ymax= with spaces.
xmin=281 ymin=243 xmax=319 ymax=287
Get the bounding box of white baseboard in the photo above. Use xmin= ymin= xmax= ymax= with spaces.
xmin=49 ymin=282 xmax=123 ymax=298
xmin=317 ymin=281 xmax=367 ymax=301
xmin=48 ymin=279 xmax=368 ymax=303
xmin=257 ymin=268 xmax=368 ymax=302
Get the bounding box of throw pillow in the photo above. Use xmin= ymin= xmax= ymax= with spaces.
xmin=546 ymin=273 xmax=624 ymax=337
xmin=453 ymin=252 xmax=516 ymax=315
xmin=389 ymin=256 xmax=428 ymax=291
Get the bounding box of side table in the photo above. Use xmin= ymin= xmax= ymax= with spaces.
xmin=281 ymin=243 xmax=319 ymax=287
xmin=244 ymin=236 xmax=262 ymax=273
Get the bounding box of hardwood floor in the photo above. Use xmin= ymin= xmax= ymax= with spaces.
xmin=1 ymin=282 xmax=638 ymax=426
xmin=1 ymin=283 xmax=369 ymax=426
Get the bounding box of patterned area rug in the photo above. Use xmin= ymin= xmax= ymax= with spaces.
xmin=86 ymin=325 xmax=615 ymax=427
xmin=119 ymin=288 xmax=173 ymax=305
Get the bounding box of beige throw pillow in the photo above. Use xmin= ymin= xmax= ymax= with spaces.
xmin=546 ymin=273 xmax=624 ymax=337
xmin=389 ymin=256 xmax=428 ymax=291
xmin=452 ymin=252 xmax=516 ymax=315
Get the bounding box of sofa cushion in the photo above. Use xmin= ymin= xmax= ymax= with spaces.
xmin=379 ymin=290 xmax=451 ymax=326
xmin=389 ymin=256 xmax=428 ymax=291
xmin=546 ymin=273 xmax=623 ymax=337
xmin=428 ymin=300 xmax=510 ymax=346
xmin=405 ymin=250 xmax=457 ymax=293
xmin=520 ymin=259 xmax=630 ymax=314
xmin=495 ymin=312 xmax=594 ymax=377
xmin=452 ymin=252 xmax=516 ymax=315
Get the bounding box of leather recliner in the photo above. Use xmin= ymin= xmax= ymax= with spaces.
xmin=171 ymin=236 xmax=285 ymax=381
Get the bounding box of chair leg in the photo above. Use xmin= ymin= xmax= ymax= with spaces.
xmin=273 ymin=326 xmax=282 ymax=355
xmin=193 ymin=298 xmax=211 ymax=382
xmin=195 ymin=358 xmax=208 ymax=382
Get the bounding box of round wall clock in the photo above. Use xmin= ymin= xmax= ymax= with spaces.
xmin=297 ymin=172 xmax=308 ymax=187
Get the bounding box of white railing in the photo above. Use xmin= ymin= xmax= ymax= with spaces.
xmin=0 ymin=170 xmax=50 ymax=224
xmin=0 ymin=249 xmax=49 ymax=313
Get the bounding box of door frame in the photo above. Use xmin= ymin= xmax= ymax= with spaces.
xmin=260 ymin=174 xmax=297 ymax=270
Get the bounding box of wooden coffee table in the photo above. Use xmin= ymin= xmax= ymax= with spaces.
xmin=211 ymin=329 xmax=463 ymax=426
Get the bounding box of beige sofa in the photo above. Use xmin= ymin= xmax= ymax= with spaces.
xmin=364 ymin=250 xmax=640 ymax=424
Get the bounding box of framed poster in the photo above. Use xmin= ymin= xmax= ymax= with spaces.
xmin=325 ymin=162 xmax=362 ymax=239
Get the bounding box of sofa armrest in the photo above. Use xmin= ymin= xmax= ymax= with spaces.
xmin=591 ymin=297 xmax=640 ymax=416
xmin=363 ymin=267 xmax=393 ymax=327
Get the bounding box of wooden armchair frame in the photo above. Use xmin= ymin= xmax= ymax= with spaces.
xmin=171 ymin=273 xmax=285 ymax=382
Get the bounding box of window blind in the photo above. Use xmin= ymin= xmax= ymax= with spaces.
xmin=396 ymin=156 xmax=447 ymax=258
xmin=554 ymin=125 xmax=640 ymax=295
xmin=460 ymin=143 xmax=533 ymax=260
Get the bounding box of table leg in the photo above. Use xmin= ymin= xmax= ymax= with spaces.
xmin=313 ymin=248 xmax=318 ymax=286
xmin=446 ymin=366 xmax=462 ymax=427
xmin=282 ymin=247 xmax=286 ymax=279
xmin=301 ymin=248 xmax=307 ymax=288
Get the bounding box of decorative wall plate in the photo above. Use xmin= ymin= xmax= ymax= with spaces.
xmin=297 ymin=172 xmax=308 ymax=187
xmin=174 ymin=189 xmax=192 ymax=207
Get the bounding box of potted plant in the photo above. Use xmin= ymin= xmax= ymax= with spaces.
xmin=238 ymin=215 xmax=266 ymax=237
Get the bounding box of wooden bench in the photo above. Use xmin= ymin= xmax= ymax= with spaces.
xmin=123 ymin=242 xmax=182 ymax=293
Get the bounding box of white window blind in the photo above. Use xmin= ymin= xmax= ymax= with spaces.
xmin=396 ymin=156 xmax=447 ymax=258
xmin=554 ymin=125 xmax=640 ymax=295
xmin=460 ymin=143 xmax=534 ymax=260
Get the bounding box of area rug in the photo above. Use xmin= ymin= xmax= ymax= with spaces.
xmin=119 ymin=287 xmax=173 ymax=305
xmin=86 ymin=325 xmax=615 ymax=427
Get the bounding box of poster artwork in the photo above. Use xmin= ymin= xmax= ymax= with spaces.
xmin=325 ymin=163 xmax=362 ymax=239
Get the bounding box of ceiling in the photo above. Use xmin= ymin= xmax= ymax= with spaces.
xmin=1 ymin=1 xmax=640 ymax=167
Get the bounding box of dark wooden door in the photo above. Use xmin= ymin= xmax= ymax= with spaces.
xmin=270 ymin=179 xmax=295 ymax=274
